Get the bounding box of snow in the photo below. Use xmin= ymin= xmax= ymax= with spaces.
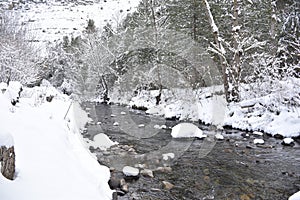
xmin=113 ymin=122 xmax=119 ymax=126
xmin=215 ymin=133 xmax=224 ymax=140
xmin=171 ymin=123 xmax=207 ymax=139
xmin=283 ymin=138 xmax=294 ymax=145
xmin=162 ymin=153 xmax=175 ymax=161
xmin=109 ymin=79 xmax=300 ymax=138
xmin=138 ymin=124 xmax=145 ymax=128
xmin=3 ymin=0 xmax=142 ymax=55
xmin=253 ymin=139 xmax=265 ymax=145
xmin=253 ymin=131 xmax=263 ymax=136
xmin=232 ymin=25 xmax=242 ymax=32
xmin=86 ymin=133 xmax=118 ymax=150
xmin=203 ymin=0 xmax=218 ymax=33
xmin=289 ymin=191 xmax=300 ymax=200
xmin=154 ymin=124 xmax=167 ymax=129
xmin=0 ymin=132 xmax=14 ymax=147
xmin=122 ymin=166 xmax=139 ymax=176
xmin=0 ymin=81 xmax=112 ymax=200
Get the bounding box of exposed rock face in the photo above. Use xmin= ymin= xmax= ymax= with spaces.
xmin=0 ymin=146 xmax=15 ymax=180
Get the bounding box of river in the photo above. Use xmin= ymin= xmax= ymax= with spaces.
xmin=83 ymin=103 xmax=300 ymax=200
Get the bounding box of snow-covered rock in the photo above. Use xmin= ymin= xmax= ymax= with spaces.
xmin=138 ymin=124 xmax=145 ymax=128
xmin=87 ymin=133 xmax=118 ymax=150
xmin=282 ymin=138 xmax=295 ymax=146
xmin=253 ymin=131 xmax=263 ymax=136
xmin=254 ymin=139 xmax=265 ymax=144
xmin=162 ymin=153 xmax=175 ymax=161
xmin=122 ymin=166 xmax=139 ymax=176
xmin=215 ymin=133 xmax=224 ymax=140
xmin=171 ymin=123 xmax=207 ymax=138
xmin=289 ymin=191 xmax=300 ymax=200
xmin=113 ymin=122 xmax=119 ymax=126
xmin=154 ymin=124 xmax=167 ymax=129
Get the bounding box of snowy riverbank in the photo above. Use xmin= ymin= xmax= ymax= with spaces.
xmin=109 ymin=79 xmax=300 ymax=139
xmin=0 ymin=81 xmax=112 ymax=200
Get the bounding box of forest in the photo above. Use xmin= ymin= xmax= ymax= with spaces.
xmin=0 ymin=0 xmax=299 ymax=105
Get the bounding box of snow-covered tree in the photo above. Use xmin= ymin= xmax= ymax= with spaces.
xmin=0 ymin=12 xmax=40 ymax=85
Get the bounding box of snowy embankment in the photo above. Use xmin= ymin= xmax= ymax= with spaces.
xmin=0 ymin=81 xmax=112 ymax=200
xmin=109 ymin=79 xmax=300 ymax=138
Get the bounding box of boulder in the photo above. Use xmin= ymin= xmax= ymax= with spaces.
xmin=0 ymin=146 xmax=15 ymax=180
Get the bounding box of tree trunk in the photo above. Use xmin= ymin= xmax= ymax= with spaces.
xmin=150 ymin=0 xmax=163 ymax=104
xmin=100 ymin=76 xmax=109 ymax=103
xmin=202 ymin=0 xmax=230 ymax=102
xmin=230 ymin=0 xmax=241 ymax=102
xmin=192 ymin=0 xmax=198 ymax=41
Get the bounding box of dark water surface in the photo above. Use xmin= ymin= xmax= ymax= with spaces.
xmin=83 ymin=103 xmax=300 ymax=200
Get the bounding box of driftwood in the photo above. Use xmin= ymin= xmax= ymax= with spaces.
xmin=0 ymin=146 xmax=15 ymax=180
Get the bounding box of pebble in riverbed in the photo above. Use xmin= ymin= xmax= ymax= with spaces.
xmin=162 ymin=181 xmax=174 ymax=190
xmin=140 ymin=169 xmax=154 ymax=178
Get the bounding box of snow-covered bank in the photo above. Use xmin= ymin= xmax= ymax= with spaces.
xmin=108 ymin=79 xmax=300 ymax=138
xmin=0 ymin=81 xmax=112 ymax=200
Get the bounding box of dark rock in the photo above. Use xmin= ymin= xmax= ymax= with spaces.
xmin=46 ymin=95 xmax=54 ymax=102
xmin=112 ymin=192 xmax=118 ymax=200
xmin=124 ymin=175 xmax=140 ymax=182
xmin=11 ymin=99 xmax=17 ymax=106
xmin=131 ymin=105 xmax=148 ymax=111
xmin=116 ymin=190 xmax=126 ymax=196
xmin=108 ymin=177 xmax=120 ymax=190
xmin=274 ymin=134 xmax=284 ymax=140
xmin=0 ymin=146 xmax=15 ymax=180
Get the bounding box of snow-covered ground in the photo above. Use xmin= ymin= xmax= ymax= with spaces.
xmin=109 ymin=79 xmax=300 ymax=138
xmin=0 ymin=81 xmax=112 ymax=200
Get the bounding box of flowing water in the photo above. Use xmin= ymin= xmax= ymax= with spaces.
xmin=83 ymin=103 xmax=300 ymax=200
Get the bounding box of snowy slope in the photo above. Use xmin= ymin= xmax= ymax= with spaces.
xmin=0 ymin=81 xmax=112 ymax=200
xmin=2 ymin=0 xmax=141 ymax=54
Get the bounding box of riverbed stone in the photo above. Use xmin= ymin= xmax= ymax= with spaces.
xmin=203 ymin=168 xmax=210 ymax=176
xmin=108 ymin=177 xmax=120 ymax=190
xmin=240 ymin=194 xmax=251 ymax=200
xmin=155 ymin=166 xmax=172 ymax=173
xmin=162 ymin=181 xmax=174 ymax=190
xmin=140 ymin=169 xmax=154 ymax=178
xmin=120 ymin=179 xmax=129 ymax=193
xmin=150 ymin=188 xmax=161 ymax=192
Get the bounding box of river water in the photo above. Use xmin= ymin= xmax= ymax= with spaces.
xmin=83 ymin=103 xmax=300 ymax=200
